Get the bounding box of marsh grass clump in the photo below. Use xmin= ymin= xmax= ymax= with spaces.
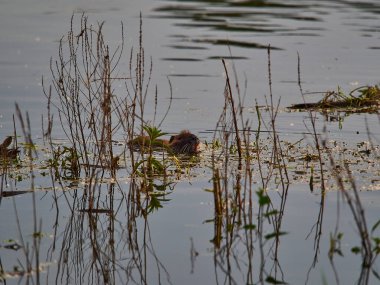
xmin=43 ymin=13 xmax=187 ymax=187
xmin=38 ymin=15 xmax=180 ymax=284
xmin=47 ymin=145 xmax=80 ymax=180
xmin=207 ymin=48 xmax=294 ymax=284
xmin=44 ymin=14 xmax=125 ymax=178
xmin=207 ymin=48 xmax=380 ymax=285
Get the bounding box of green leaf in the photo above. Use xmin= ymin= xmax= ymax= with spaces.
xmin=265 ymin=231 xmax=288 ymax=240
xmin=133 ymin=159 xmax=145 ymax=171
xmin=264 ymin=210 xmax=278 ymax=217
xmin=256 ymin=189 xmax=271 ymax=206
xmin=204 ymin=188 xmax=214 ymax=193
xmin=351 ymin=246 xmax=361 ymax=254
xmin=32 ymin=232 xmax=43 ymax=238
xmin=152 ymin=182 xmax=173 ymax=192
xmin=147 ymin=196 xmax=163 ymax=213
xmin=373 ymin=237 xmax=380 ymax=243
xmin=265 ymin=275 xmax=287 ymax=284
xmin=243 ymin=224 xmax=256 ymax=230
xmin=143 ymin=125 xmax=168 ymax=141
xmin=335 ymin=249 xmax=344 ymax=257
xmin=151 ymin=159 xmax=164 ymax=172
xmin=372 ymin=268 xmax=380 ymax=280
xmin=371 ymin=219 xmax=380 ymax=234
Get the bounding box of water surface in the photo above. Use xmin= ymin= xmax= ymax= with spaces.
xmin=0 ymin=1 xmax=379 ymax=284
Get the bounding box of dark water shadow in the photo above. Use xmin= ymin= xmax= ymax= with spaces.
xmin=153 ymin=0 xmax=380 ymax=57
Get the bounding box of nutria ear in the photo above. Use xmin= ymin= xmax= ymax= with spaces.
xmin=169 ymin=135 xmax=175 ymax=143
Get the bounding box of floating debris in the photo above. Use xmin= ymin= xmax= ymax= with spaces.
xmin=288 ymin=85 xmax=380 ymax=113
xmin=0 ymin=190 xmax=32 ymax=198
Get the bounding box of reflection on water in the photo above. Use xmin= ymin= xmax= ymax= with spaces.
xmin=154 ymin=0 xmax=323 ymax=52
xmin=153 ymin=0 xmax=380 ymax=55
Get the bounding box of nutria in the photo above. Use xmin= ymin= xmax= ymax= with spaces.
xmin=128 ymin=130 xmax=201 ymax=155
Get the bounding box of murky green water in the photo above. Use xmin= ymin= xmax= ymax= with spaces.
xmin=0 ymin=0 xmax=380 ymax=284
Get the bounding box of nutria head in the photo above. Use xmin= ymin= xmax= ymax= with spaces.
xmin=169 ymin=130 xmax=200 ymax=155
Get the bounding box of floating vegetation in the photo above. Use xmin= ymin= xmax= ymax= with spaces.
xmin=288 ymin=85 xmax=380 ymax=113
xmin=0 ymin=190 xmax=32 ymax=197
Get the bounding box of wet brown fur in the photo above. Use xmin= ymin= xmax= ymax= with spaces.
xmin=128 ymin=130 xmax=200 ymax=155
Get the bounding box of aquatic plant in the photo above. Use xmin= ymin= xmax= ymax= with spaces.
xmin=206 ymin=47 xmax=293 ymax=284
xmin=204 ymin=47 xmax=380 ymax=285
xmin=289 ymin=85 xmax=380 ymax=113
